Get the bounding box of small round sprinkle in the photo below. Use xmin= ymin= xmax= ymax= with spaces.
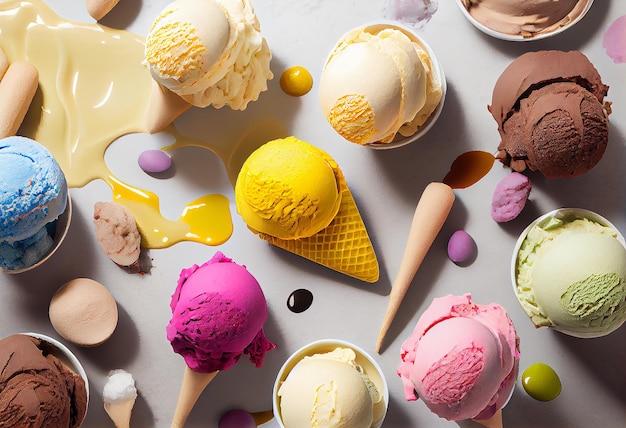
xmin=522 ymin=363 xmax=562 ymax=401
xmin=218 ymin=409 xmax=256 ymax=428
xmin=138 ymin=149 xmax=172 ymax=173
xmin=447 ymin=230 xmax=476 ymax=264
xmin=280 ymin=66 xmax=313 ymax=97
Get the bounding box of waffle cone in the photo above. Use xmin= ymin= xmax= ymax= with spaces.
xmin=104 ymin=396 xmax=136 ymax=428
xmin=258 ymin=177 xmax=379 ymax=282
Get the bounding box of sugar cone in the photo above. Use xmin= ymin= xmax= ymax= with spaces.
xmin=171 ymin=367 xmax=218 ymax=428
xmin=104 ymin=396 xmax=136 ymax=428
xmin=145 ymin=80 xmax=192 ymax=134
xmin=474 ymin=408 xmax=503 ymax=428
xmin=376 ymin=182 xmax=455 ymax=353
xmin=258 ymin=176 xmax=379 ymax=282
xmin=251 ymin=409 xmax=274 ymax=425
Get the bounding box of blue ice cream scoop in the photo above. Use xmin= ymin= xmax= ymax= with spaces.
xmin=0 ymin=136 xmax=68 ymax=270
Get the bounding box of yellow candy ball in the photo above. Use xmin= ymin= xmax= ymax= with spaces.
xmin=280 ymin=66 xmax=313 ymax=97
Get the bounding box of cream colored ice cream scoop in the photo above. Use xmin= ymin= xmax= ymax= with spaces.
xmin=320 ymin=23 xmax=443 ymax=146
xmin=277 ymin=347 xmax=384 ymax=428
xmin=145 ymin=0 xmax=272 ymax=110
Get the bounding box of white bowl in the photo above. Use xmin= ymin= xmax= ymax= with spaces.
xmin=362 ymin=22 xmax=446 ymax=150
xmin=322 ymin=21 xmax=446 ymax=150
xmin=3 ymin=194 xmax=72 ymax=274
xmin=511 ymin=208 xmax=626 ymax=338
xmin=456 ymin=0 xmax=595 ymax=42
xmin=22 ymin=332 xmax=89 ymax=426
xmin=273 ymin=339 xmax=389 ymax=428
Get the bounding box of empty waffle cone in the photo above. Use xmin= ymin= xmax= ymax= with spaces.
xmin=258 ymin=176 xmax=379 ymax=283
xmin=104 ymin=396 xmax=136 ymax=428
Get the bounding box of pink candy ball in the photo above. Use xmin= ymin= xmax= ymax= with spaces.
xmin=138 ymin=149 xmax=172 ymax=173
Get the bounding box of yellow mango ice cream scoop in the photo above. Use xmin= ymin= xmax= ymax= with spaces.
xmin=235 ymin=137 xmax=379 ymax=282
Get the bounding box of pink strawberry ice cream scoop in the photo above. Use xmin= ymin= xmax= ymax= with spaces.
xmin=167 ymin=251 xmax=276 ymax=373
xmin=397 ymin=294 xmax=519 ymax=421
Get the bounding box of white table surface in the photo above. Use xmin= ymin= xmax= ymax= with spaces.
xmin=1 ymin=1 xmax=626 ymax=427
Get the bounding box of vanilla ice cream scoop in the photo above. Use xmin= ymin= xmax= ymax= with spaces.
xmin=320 ymin=23 xmax=443 ymax=146
xmin=145 ymin=0 xmax=272 ymax=109
xmin=277 ymin=347 xmax=385 ymax=428
xmin=103 ymin=369 xmax=137 ymax=428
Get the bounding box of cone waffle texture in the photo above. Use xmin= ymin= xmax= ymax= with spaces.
xmin=257 ymin=177 xmax=379 ymax=282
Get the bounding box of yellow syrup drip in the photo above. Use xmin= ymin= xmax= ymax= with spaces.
xmin=0 ymin=0 xmax=233 ymax=248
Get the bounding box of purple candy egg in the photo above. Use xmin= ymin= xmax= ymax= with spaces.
xmin=447 ymin=230 xmax=475 ymax=264
xmin=218 ymin=409 xmax=256 ymax=428
xmin=138 ymin=149 xmax=172 ymax=173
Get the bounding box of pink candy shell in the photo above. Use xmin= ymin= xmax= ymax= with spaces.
xmin=138 ymin=149 xmax=172 ymax=173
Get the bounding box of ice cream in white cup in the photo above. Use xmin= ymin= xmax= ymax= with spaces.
xmin=320 ymin=21 xmax=446 ymax=150
xmin=273 ymin=339 xmax=388 ymax=428
xmin=3 ymin=194 xmax=72 ymax=274
xmin=512 ymin=208 xmax=626 ymax=338
xmin=456 ymin=0 xmax=594 ymax=42
xmin=19 ymin=332 xmax=89 ymax=427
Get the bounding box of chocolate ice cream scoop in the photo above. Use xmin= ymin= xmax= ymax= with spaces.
xmin=0 ymin=334 xmax=88 ymax=428
xmin=490 ymin=50 xmax=610 ymax=178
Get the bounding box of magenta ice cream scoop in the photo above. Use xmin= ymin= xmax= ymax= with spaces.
xmin=167 ymin=251 xmax=276 ymax=373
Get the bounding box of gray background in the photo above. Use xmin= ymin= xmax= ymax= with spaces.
xmin=1 ymin=1 xmax=625 ymax=427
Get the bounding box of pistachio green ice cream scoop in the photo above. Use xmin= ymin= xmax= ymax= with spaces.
xmin=515 ymin=214 xmax=626 ymax=338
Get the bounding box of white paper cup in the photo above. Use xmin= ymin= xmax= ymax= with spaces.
xmin=321 ymin=21 xmax=446 ymax=150
xmin=511 ymin=208 xmax=626 ymax=338
xmin=3 ymin=194 xmax=72 ymax=274
xmin=273 ymin=339 xmax=389 ymax=428
xmin=22 ymin=332 xmax=89 ymax=426
xmin=456 ymin=0 xmax=594 ymax=42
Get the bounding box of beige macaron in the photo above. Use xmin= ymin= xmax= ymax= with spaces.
xmin=49 ymin=278 xmax=118 ymax=346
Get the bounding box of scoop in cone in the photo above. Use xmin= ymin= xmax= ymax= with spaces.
xmin=376 ymin=182 xmax=455 ymax=353
xmin=145 ymin=80 xmax=192 ymax=134
xmin=104 ymin=396 xmax=136 ymax=428
xmin=258 ymin=176 xmax=379 ymax=282
xmin=171 ymin=367 xmax=218 ymax=428
xmin=474 ymin=408 xmax=503 ymax=428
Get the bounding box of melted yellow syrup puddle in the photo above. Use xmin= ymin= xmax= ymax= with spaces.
xmin=0 ymin=0 xmax=233 ymax=248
